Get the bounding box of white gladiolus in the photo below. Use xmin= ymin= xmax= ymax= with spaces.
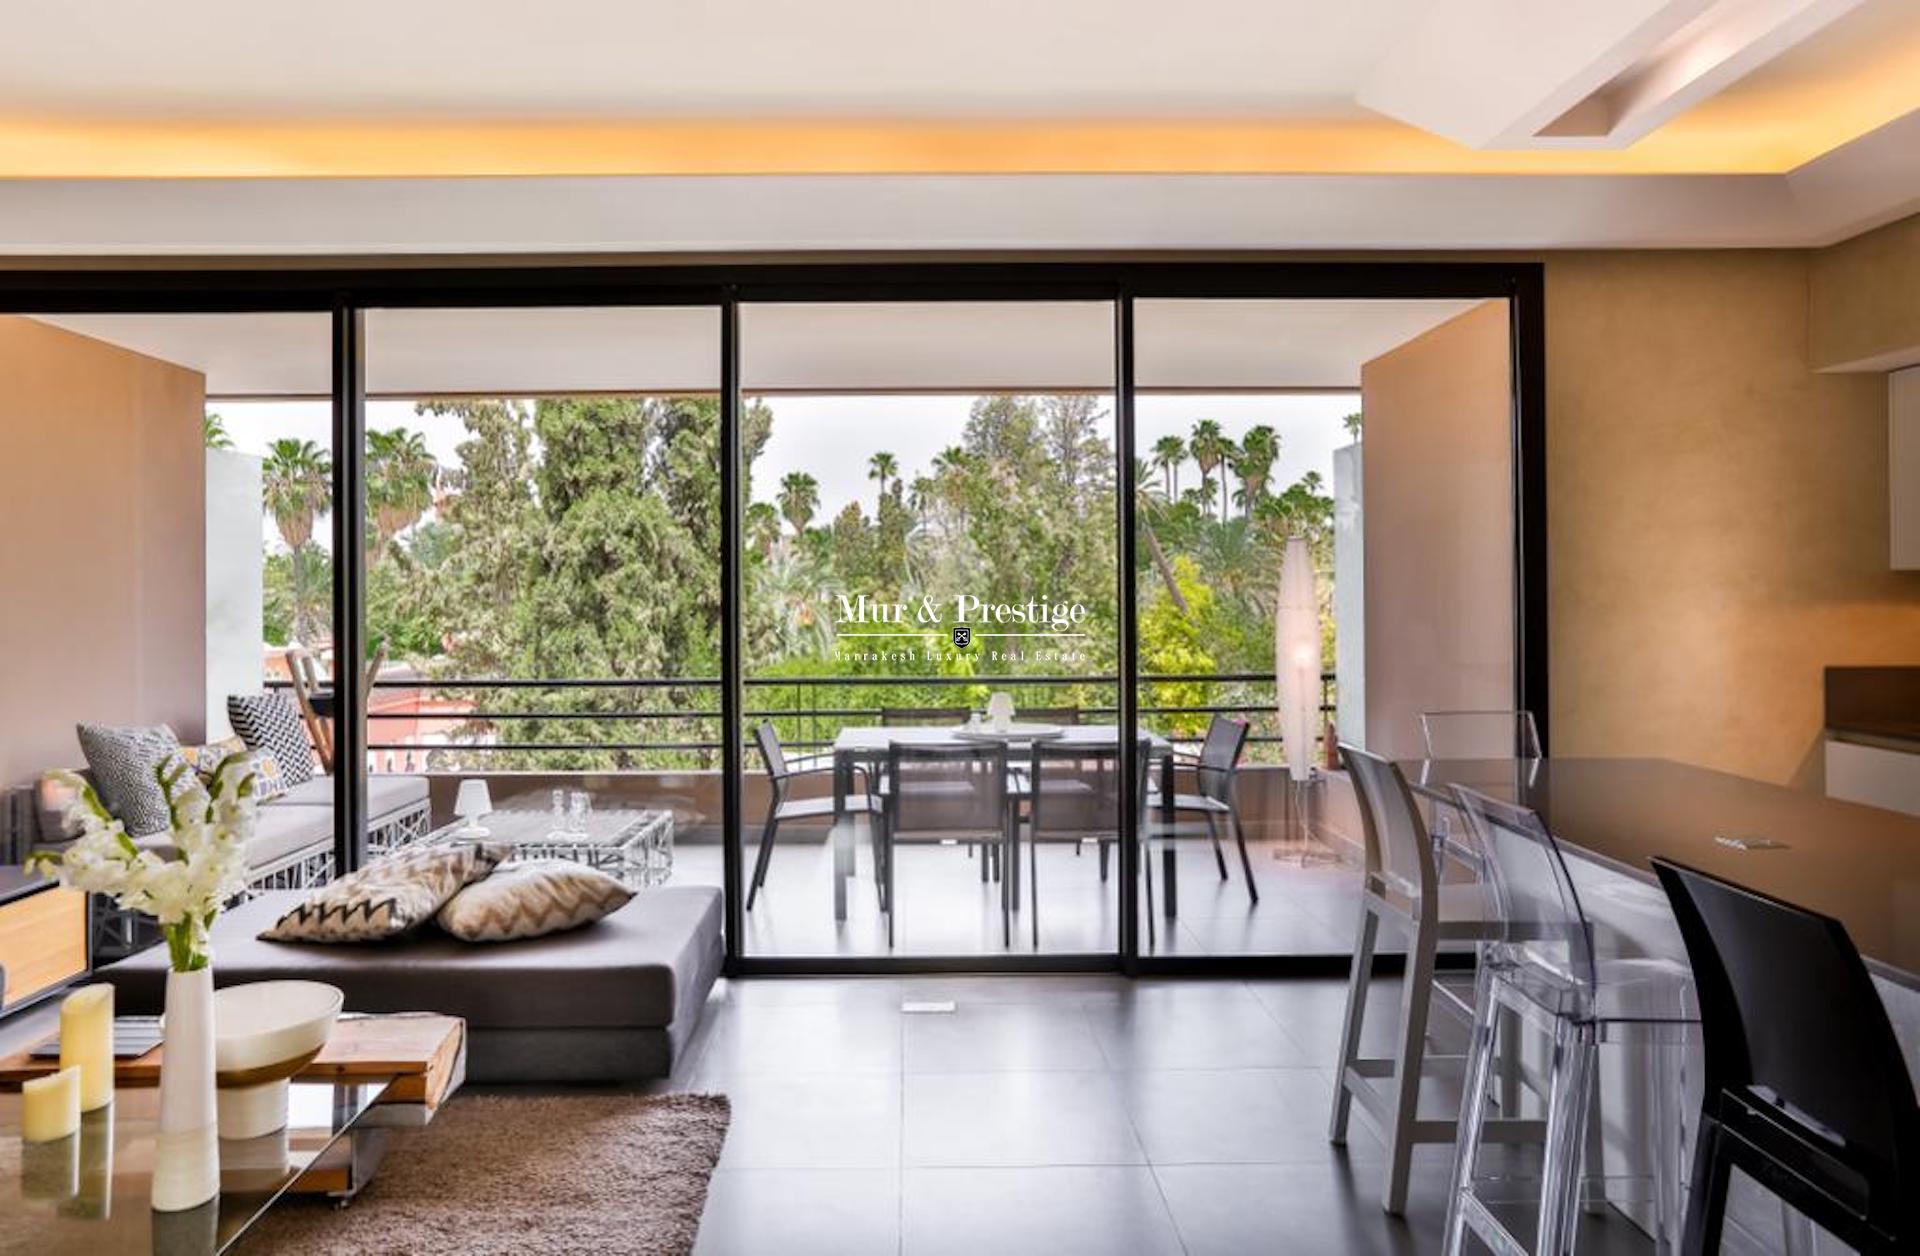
xmin=31 ymin=756 xmax=258 ymax=972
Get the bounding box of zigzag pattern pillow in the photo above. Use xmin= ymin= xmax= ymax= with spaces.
xmin=261 ymin=843 xmax=510 ymax=943
xmin=227 ymin=693 xmax=316 ymax=786
xmin=436 ymin=860 xmax=635 ymax=942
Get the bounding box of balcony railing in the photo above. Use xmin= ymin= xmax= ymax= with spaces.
xmin=281 ymin=671 xmax=1337 ymax=772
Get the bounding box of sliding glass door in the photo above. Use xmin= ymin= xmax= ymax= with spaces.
xmin=736 ymin=300 xmax=1123 ymax=958
xmin=356 ymin=305 xmax=724 ymax=889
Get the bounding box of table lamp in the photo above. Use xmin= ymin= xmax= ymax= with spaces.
xmin=454 ymin=779 xmax=493 ymax=837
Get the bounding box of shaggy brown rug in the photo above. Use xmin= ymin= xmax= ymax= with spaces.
xmin=242 ymin=1093 xmax=730 ymax=1256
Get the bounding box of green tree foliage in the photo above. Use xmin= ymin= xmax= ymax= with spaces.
xmin=261 ymin=438 xmax=332 ymax=644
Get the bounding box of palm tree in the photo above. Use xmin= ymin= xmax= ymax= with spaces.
xmin=366 ymin=427 xmax=436 ymax=562
xmin=1342 ymin=411 xmax=1364 ymax=441
xmin=867 ymin=451 xmax=899 ymax=515
xmin=1152 ymin=435 xmax=1186 ymax=499
xmin=745 ymin=501 xmax=782 ymax=556
xmin=777 ymin=471 xmax=819 ymax=537
xmin=203 ymin=412 xmax=233 ymax=450
xmin=1231 ymin=425 xmax=1279 ymax=517
xmin=1133 ymin=457 xmax=1189 ymax=615
xmin=1189 ymin=420 xmax=1234 ymax=524
xmin=262 ymin=438 xmax=332 ymax=644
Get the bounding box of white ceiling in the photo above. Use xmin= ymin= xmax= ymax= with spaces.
xmin=35 ymin=300 xmax=1483 ymax=396
xmin=0 ymin=1 xmax=1409 ymax=119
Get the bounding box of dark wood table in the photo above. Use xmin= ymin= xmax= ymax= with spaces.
xmin=1398 ymin=756 xmax=1920 ymax=988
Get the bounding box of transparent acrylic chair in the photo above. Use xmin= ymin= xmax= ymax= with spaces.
xmin=1420 ymin=710 xmax=1544 ymax=761
xmin=1444 ymin=786 xmax=1695 ymax=1256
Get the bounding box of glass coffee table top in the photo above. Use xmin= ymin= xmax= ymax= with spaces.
xmin=1 ymin=1079 xmax=386 ymax=1255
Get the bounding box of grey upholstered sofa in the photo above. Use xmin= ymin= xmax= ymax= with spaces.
xmin=16 ymin=771 xmax=431 ymax=891
xmin=100 ymin=885 xmax=724 ymax=1083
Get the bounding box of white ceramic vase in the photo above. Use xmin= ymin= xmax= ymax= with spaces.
xmin=153 ymin=966 xmax=219 ymax=1213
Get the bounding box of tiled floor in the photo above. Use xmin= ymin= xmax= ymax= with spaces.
xmin=679 ymin=832 xmax=1365 ymax=959
xmin=665 ymin=974 xmax=1660 ymax=1256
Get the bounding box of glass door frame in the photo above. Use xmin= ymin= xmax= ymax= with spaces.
xmin=0 ymin=260 xmax=1546 ymax=977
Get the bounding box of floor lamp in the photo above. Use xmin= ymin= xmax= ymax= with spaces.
xmin=1275 ymin=535 xmax=1324 ymax=862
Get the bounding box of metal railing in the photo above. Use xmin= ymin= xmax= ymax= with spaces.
xmin=279 ymin=670 xmax=1337 ymax=772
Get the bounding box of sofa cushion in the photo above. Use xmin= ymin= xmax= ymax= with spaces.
xmin=275 ymin=774 xmax=428 ymax=819
xmin=260 ymin=842 xmax=506 ymax=943
xmin=131 ymin=804 xmax=332 ymax=873
xmin=437 ymin=861 xmax=635 ymax=942
xmin=101 ymin=885 xmax=724 ymax=1031
xmin=226 ymin=693 xmax=316 ymax=785
xmin=75 ymin=724 xmax=190 ymax=837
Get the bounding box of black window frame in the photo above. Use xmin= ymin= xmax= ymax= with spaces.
xmin=0 ymin=257 xmax=1545 ymax=977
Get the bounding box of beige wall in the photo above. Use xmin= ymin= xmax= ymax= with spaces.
xmin=1360 ymin=299 xmax=1516 ymax=759
xmin=1809 ymin=213 xmax=1920 ymax=372
xmin=0 ymin=315 xmax=207 ymax=787
xmin=1544 ymin=251 xmax=1920 ymax=788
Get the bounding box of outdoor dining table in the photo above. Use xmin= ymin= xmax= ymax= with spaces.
xmin=827 ymin=724 xmax=1176 ymax=922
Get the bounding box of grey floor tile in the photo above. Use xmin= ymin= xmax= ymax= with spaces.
xmin=1154 ymin=1161 xmax=1437 ymax=1256
xmin=1122 ymin=1065 xmax=1384 ymax=1165
xmin=699 ymin=1002 xmax=903 ymax=1076
xmin=902 ymin=1166 xmax=1185 ymax=1256
xmin=903 ymin=1002 xmax=1107 ymax=1073
xmin=712 ymin=1073 xmax=902 ymax=1170
xmin=1088 ymin=996 xmax=1317 ymax=1070
xmin=903 ymin=1069 xmax=1145 ymax=1167
xmin=695 ymin=1169 xmax=901 ymax=1256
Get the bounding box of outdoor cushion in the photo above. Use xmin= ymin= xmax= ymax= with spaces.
xmin=274 ymin=773 xmax=429 ymax=818
xmin=226 ymin=693 xmax=316 ymax=785
xmin=101 ymin=885 xmax=725 ymax=1032
xmin=74 ymin=723 xmax=189 ymax=837
xmin=130 ymin=805 xmax=331 ymax=873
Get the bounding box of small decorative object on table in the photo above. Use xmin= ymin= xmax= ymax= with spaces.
xmin=986 ymin=691 xmax=1016 ymax=733
xmin=214 ymin=980 xmax=344 ymax=1138
xmin=454 ymin=779 xmax=494 ymax=837
xmin=30 ymin=754 xmax=259 ymax=1212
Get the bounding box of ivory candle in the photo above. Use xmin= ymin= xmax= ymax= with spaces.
xmin=22 ymin=1066 xmax=81 ymax=1143
xmin=59 ymin=984 xmax=114 ymax=1112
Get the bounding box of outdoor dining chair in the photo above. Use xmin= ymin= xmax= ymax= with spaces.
xmin=746 ymin=721 xmax=878 ymax=911
xmin=1154 ymin=714 xmax=1258 ymax=904
xmin=881 ymin=741 xmax=1012 ymax=947
xmin=1022 ymin=738 xmax=1149 ymax=948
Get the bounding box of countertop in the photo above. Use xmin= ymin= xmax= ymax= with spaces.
xmin=1401 ymin=757 xmax=1920 ymax=989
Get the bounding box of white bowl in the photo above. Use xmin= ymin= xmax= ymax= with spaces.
xmin=212 ymin=981 xmax=343 ymax=1139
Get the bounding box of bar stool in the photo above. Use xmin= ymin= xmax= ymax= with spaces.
xmin=1445 ymin=788 xmax=1695 ymax=1256
xmin=1330 ymin=746 xmax=1532 ymax=1213
xmin=1653 ymin=859 xmax=1920 ymax=1256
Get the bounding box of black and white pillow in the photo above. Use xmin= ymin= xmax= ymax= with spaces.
xmin=74 ymin=724 xmax=190 ymax=837
xmin=261 ymin=842 xmax=511 ymax=943
xmin=227 ymin=693 xmax=316 ymax=786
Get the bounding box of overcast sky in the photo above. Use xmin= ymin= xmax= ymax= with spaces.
xmin=217 ymin=391 xmax=1358 ymax=547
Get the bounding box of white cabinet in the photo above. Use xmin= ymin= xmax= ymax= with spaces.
xmin=1826 ymin=737 xmax=1920 ymax=817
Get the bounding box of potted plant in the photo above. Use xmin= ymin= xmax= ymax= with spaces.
xmin=32 ymin=755 xmax=257 ymax=1212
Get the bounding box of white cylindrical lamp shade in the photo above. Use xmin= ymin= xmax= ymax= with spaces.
xmin=1275 ymin=535 xmax=1321 ymax=784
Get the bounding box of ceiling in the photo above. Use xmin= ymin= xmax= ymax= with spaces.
xmin=0 ymin=0 xmax=1914 ymax=251
xmin=33 ymin=300 xmax=1484 ymax=396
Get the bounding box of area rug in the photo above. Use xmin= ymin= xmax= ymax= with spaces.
xmin=243 ymin=1093 xmax=731 ymax=1256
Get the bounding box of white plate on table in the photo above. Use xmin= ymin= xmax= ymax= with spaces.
xmin=953 ymin=724 xmax=1066 ymax=742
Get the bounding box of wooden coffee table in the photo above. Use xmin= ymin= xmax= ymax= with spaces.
xmin=0 ymin=1012 xmax=465 ymax=1252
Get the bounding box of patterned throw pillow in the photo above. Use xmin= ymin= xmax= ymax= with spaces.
xmin=74 ymin=724 xmax=190 ymax=837
xmin=260 ymin=842 xmax=512 ymax=943
xmin=436 ymin=861 xmax=636 ymax=942
xmin=227 ymin=694 xmax=316 ymax=786
xmin=180 ymin=738 xmax=290 ymax=802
